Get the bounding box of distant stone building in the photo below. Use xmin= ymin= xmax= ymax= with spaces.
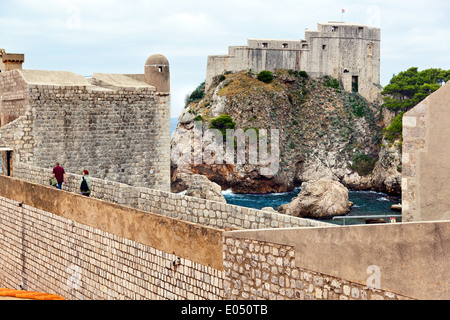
xmin=0 ymin=51 xmax=171 ymax=192
xmin=0 ymin=48 xmax=25 ymax=73
xmin=206 ymin=22 xmax=381 ymax=103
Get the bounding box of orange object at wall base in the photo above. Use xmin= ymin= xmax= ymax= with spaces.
xmin=0 ymin=288 xmax=65 ymax=300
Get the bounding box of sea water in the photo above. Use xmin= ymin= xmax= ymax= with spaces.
xmin=223 ymin=188 xmax=401 ymax=225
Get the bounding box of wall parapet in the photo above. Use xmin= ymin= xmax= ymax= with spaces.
xmin=0 ymin=192 xmax=224 ymax=300
xmin=224 ymin=222 xmax=450 ymax=300
xmin=2 ymin=165 xmax=447 ymax=300
xmin=0 ymin=174 xmax=223 ymax=270
xmin=13 ymin=163 xmax=332 ymax=231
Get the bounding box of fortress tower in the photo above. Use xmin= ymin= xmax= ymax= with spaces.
xmin=0 ymin=48 xmax=25 ymax=73
xmin=145 ymin=54 xmax=170 ymax=93
xmin=206 ymin=22 xmax=381 ymax=103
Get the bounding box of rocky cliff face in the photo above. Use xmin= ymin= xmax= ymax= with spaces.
xmin=171 ymin=70 xmax=401 ymax=195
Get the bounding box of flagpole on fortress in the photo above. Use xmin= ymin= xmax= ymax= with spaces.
xmin=341 ymin=9 xmax=345 ymax=22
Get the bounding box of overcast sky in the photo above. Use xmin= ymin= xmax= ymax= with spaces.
xmin=1 ymin=0 xmax=449 ymax=117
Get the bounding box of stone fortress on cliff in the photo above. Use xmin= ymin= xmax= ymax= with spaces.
xmin=206 ymin=22 xmax=381 ymax=103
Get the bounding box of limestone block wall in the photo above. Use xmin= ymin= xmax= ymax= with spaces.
xmin=0 ymin=69 xmax=171 ymax=192
xmin=222 ymin=237 xmax=410 ymax=300
xmin=13 ymin=163 xmax=332 ymax=231
xmin=0 ymin=69 xmax=28 ymax=127
xmin=402 ymin=100 xmax=428 ymax=222
xmin=27 ymin=85 xmax=170 ymax=191
xmin=0 ymin=175 xmax=224 ymax=300
xmin=13 ymin=163 xmax=140 ymax=207
xmin=206 ymin=45 xmax=305 ymax=90
xmin=402 ymin=81 xmax=450 ymax=222
xmin=0 ymin=115 xmax=35 ymax=169
xmin=224 ymin=221 xmax=450 ymax=300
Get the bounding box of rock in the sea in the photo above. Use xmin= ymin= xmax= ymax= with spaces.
xmin=185 ymin=175 xmax=227 ymax=203
xmin=278 ymin=178 xmax=352 ymax=219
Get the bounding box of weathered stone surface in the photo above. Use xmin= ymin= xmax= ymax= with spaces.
xmin=402 ymin=81 xmax=450 ymax=222
xmin=0 ymin=64 xmax=171 ymax=192
xmin=278 ymin=178 xmax=352 ymax=218
xmin=185 ymin=175 xmax=226 ymax=203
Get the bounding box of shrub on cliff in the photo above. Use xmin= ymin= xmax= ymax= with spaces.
xmin=257 ymin=70 xmax=274 ymax=83
xmin=185 ymin=82 xmax=205 ymax=106
xmin=350 ymin=154 xmax=377 ymax=176
xmin=209 ymin=114 xmax=236 ymax=136
xmin=323 ymin=76 xmax=340 ymax=90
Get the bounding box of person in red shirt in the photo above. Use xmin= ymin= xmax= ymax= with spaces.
xmin=52 ymin=162 xmax=67 ymax=190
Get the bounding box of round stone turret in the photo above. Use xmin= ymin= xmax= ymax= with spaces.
xmin=145 ymin=54 xmax=170 ymax=93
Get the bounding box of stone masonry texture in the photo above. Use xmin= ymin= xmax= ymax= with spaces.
xmin=0 ymin=69 xmax=171 ymax=192
xmin=222 ymin=237 xmax=411 ymax=300
xmin=0 ymin=195 xmax=223 ymax=300
xmin=0 ymin=171 xmax=420 ymax=300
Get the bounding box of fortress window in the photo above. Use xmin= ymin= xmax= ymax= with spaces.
xmin=322 ymin=45 xmax=327 ymax=50
xmin=358 ymin=27 xmax=364 ymax=37
xmin=159 ymin=66 xmax=163 ymax=73
xmin=302 ymin=44 xmax=308 ymax=49
xmin=344 ymin=69 xmax=350 ymax=73
xmin=331 ymin=26 xmax=338 ymax=32
xmin=262 ymin=43 xmax=268 ymax=48
xmin=352 ymin=76 xmax=359 ymax=93
xmin=367 ymin=43 xmax=373 ymax=56
xmin=282 ymin=43 xmax=288 ymax=48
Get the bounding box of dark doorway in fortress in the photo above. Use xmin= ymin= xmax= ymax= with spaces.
xmin=0 ymin=149 xmax=12 ymax=176
xmin=352 ymin=76 xmax=359 ymax=93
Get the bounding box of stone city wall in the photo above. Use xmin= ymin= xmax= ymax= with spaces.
xmin=0 ymin=175 xmax=224 ymax=300
xmin=27 ymin=84 xmax=170 ymax=191
xmin=13 ymin=163 xmax=331 ymax=231
xmin=222 ymin=237 xmax=411 ymax=300
xmin=0 ymin=70 xmax=171 ymax=192
xmin=224 ymin=222 xmax=450 ymax=300
xmin=1 ymin=173 xmax=448 ymax=300
xmin=0 ymin=69 xmax=29 ymax=127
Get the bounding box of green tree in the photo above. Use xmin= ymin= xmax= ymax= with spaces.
xmin=382 ymin=67 xmax=450 ymax=114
